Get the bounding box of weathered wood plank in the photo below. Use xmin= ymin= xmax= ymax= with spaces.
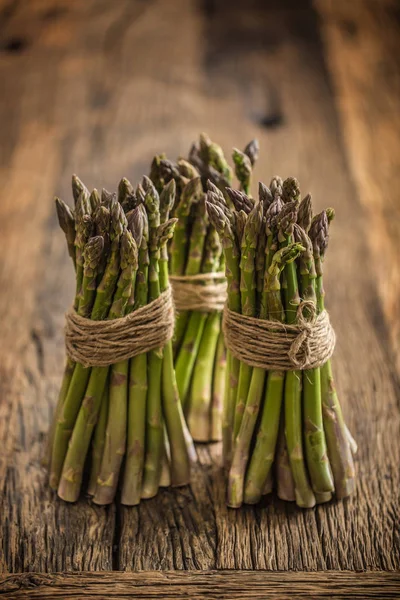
xmin=0 ymin=0 xmax=399 ymax=575
xmin=315 ymin=0 xmax=400 ymax=373
xmin=1 ymin=571 xmax=399 ymax=599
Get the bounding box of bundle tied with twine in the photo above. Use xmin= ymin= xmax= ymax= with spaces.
xmin=223 ymin=300 xmax=336 ymax=371
xmin=170 ymin=272 xmax=227 ymax=313
xmin=65 ymin=286 xmax=174 ymax=368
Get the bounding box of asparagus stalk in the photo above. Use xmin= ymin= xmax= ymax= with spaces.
xmin=158 ymin=216 xmax=192 ymax=486
xmin=255 ymin=183 xmax=273 ymax=307
xmin=282 ymin=176 xmax=301 ymax=205
xmin=149 ymin=153 xmax=168 ymax=192
xmin=243 ymin=139 xmax=259 ymax=168
xmin=233 ymin=200 xmax=262 ymax=442
xmin=295 ymin=221 xmax=334 ymax=497
xmin=169 ymin=177 xmax=203 ymax=352
xmin=50 ymin=201 xmax=125 ymax=490
xmin=270 ymin=176 xmax=283 ymax=199
xmin=118 ymin=176 xmax=134 ymax=206
xmin=225 ymin=188 xmax=254 ymax=215
xmin=55 ymin=197 xmax=76 ymax=268
xmin=175 ymin=225 xmax=222 ymax=407
xmin=74 ymin=194 xmax=92 ymax=309
xmin=232 ymin=148 xmax=252 ymax=195
xmin=101 ymin=188 xmax=117 ymax=207
xmin=87 ymin=384 xmax=109 ymax=496
xmin=90 ymin=189 xmax=101 ymax=213
xmin=310 ymin=211 xmax=355 ymax=499
xmin=174 ymin=194 xmax=209 ymax=356
xmin=72 ymin=174 xmax=89 ymax=206
xmin=177 ymin=158 xmax=200 ymax=182
xmin=276 ymin=418 xmax=296 ymax=501
xmin=141 ymin=178 xmax=164 ymax=499
xmin=243 ymin=244 xmax=305 ymax=505
xmin=210 ymin=326 xmax=226 ymax=441
xmin=226 ymin=201 xmax=264 ymax=507
xmin=94 ymin=203 xmax=111 ymax=256
xmin=346 ymin=425 xmax=358 ymax=455
xmin=199 ymin=133 xmax=233 ymax=188
xmin=169 ymin=177 xmax=203 ymax=276
xmin=262 ymin=469 xmax=274 ymax=496
xmin=58 ymin=221 xmax=133 ymax=503
xmin=158 ymin=179 xmax=195 ymax=473
xmin=92 ymin=230 xmax=139 ymax=505
xmin=206 ymin=197 xmax=241 ymax=468
xmin=121 ymin=206 xmax=150 ymax=505
xmin=265 ymin=196 xmax=296 ymax=502
xmin=279 ymin=197 xmax=316 ymax=508
xmin=49 ymin=228 xmax=99 ymax=488
xmin=55 ymin=234 xmax=107 ymax=500
xmin=159 ymin=428 xmax=171 ymax=487
xmin=186 ymin=304 xmax=221 ymax=441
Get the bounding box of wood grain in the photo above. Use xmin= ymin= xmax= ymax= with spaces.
xmin=315 ymin=0 xmax=400 ymax=373
xmin=1 ymin=571 xmax=399 ymax=599
xmin=0 ymin=0 xmax=398 ymax=582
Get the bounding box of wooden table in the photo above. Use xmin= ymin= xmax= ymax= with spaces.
xmin=0 ymin=0 xmax=399 ymax=597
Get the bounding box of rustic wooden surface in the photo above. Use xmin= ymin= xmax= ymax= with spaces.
xmin=0 ymin=0 xmax=399 ymax=596
xmin=1 ymin=571 xmax=400 ymax=599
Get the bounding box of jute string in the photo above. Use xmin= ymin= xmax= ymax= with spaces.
xmin=223 ymin=300 xmax=336 ymax=371
xmin=65 ymin=287 xmax=174 ymax=368
xmin=170 ymin=272 xmax=227 ymax=312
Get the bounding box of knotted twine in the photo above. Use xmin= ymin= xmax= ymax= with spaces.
xmin=169 ymin=272 xmax=227 ymax=312
xmin=223 ymin=300 xmax=336 ymax=371
xmin=64 ymin=286 xmax=174 ymax=368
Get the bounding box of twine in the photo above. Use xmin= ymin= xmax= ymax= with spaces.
xmin=223 ymin=301 xmax=336 ymax=371
xmin=64 ymin=287 xmax=174 ymax=368
xmin=170 ymin=272 xmax=227 ymax=312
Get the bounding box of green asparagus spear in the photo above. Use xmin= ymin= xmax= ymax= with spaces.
xmin=295 ymin=221 xmax=334 ymax=498
xmin=158 ymin=216 xmax=192 ymax=486
xmin=87 ymin=384 xmax=109 ymax=496
xmin=169 ymin=177 xmax=203 ymax=275
xmin=225 ymin=188 xmax=254 ymax=215
xmin=55 ymin=197 xmax=76 ymax=268
xmin=243 ymin=139 xmax=259 ymax=167
xmin=279 ymin=198 xmax=316 ymax=508
xmin=55 ymin=234 xmax=107 ymax=499
xmin=282 ymin=176 xmax=301 ymax=204
xmin=173 ymin=194 xmax=209 ymax=355
xmin=310 ymin=211 xmax=355 ymax=499
xmin=118 ymin=177 xmax=134 ymax=206
xmin=186 ymin=290 xmax=221 ymax=441
xmin=206 ymin=197 xmax=241 ymax=468
xmin=89 ymin=189 xmax=101 ymax=213
xmin=199 ymin=133 xmax=233 ymax=186
xmin=175 ymin=225 xmax=222 ymax=407
xmin=276 ymin=418 xmax=296 ymax=501
xmin=232 ymin=148 xmax=252 ymax=195
xmin=92 ymin=230 xmax=139 ymax=505
xmin=210 ymin=326 xmax=226 ymax=441
xmin=141 ymin=178 xmax=164 ymax=499
xmin=50 ymin=202 xmax=125 ymax=490
xmin=72 ymin=174 xmax=89 ymax=206
xmin=233 ymin=200 xmax=263 ymax=442
xmin=121 ymin=206 xmax=150 ymax=505
xmin=243 ymin=243 xmax=305 ymax=505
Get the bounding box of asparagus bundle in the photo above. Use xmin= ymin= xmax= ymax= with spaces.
xmin=206 ymin=176 xmax=356 ymax=508
xmin=149 ymin=134 xmax=259 ymax=442
xmin=48 ymin=175 xmax=192 ymax=505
